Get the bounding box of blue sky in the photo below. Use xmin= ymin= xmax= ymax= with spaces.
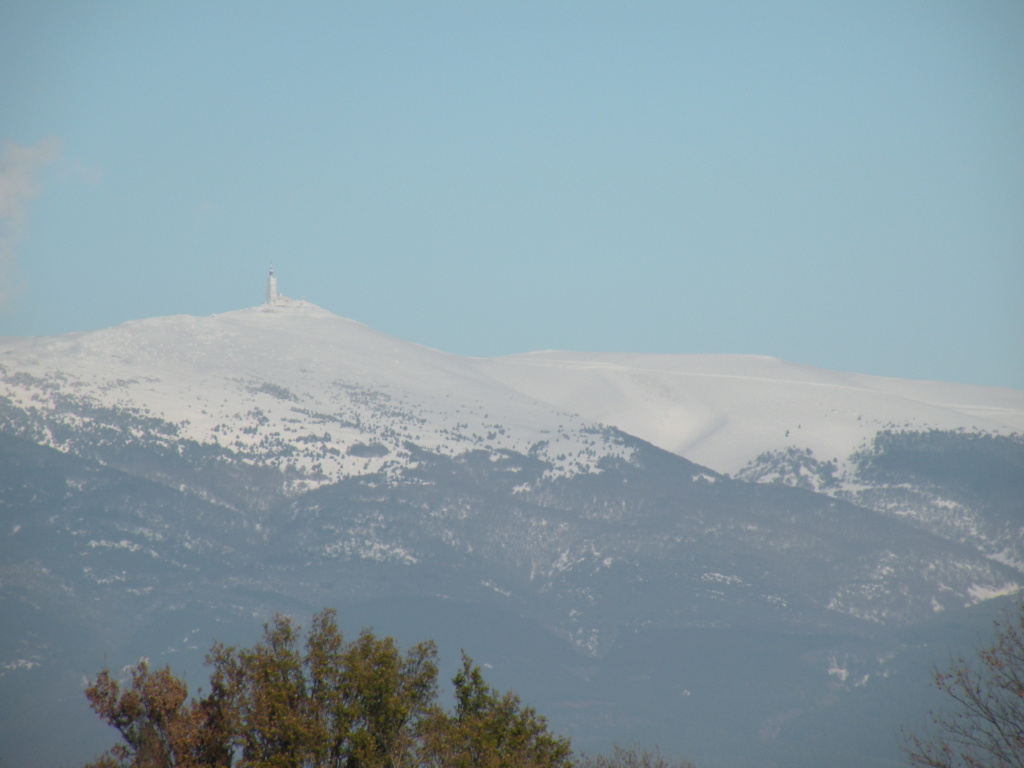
xmin=1 ymin=2 xmax=1021 ymax=388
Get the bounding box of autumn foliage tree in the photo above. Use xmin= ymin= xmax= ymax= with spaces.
xmin=84 ymin=660 xmax=233 ymax=768
xmin=904 ymin=600 xmax=1024 ymax=768
xmin=84 ymin=609 xmax=569 ymax=768
xmin=420 ymin=653 xmax=572 ymax=768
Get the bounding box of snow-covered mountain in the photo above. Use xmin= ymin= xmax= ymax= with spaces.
xmin=481 ymin=350 xmax=1024 ymax=475
xmin=1 ymin=297 xmax=1022 ymax=768
xmin=4 ymin=297 xmax=1020 ymax=484
xmin=1 ymin=300 xmax=638 ymax=487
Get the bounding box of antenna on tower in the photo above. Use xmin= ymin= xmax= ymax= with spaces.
xmin=266 ymin=264 xmax=278 ymax=306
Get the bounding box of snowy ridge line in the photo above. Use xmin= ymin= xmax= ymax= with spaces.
xmin=0 ymin=306 xmax=640 ymax=489
xmin=479 ymin=350 xmax=1024 ymax=475
xmin=1 ymin=301 xmax=1021 ymax=482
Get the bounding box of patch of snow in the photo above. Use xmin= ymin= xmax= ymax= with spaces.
xmin=827 ymin=658 xmax=849 ymax=682
xmin=323 ymin=538 xmax=418 ymax=564
xmin=989 ymin=548 xmax=1024 ymax=572
xmin=88 ymin=539 xmax=142 ymax=553
xmin=481 ymin=580 xmax=513 ymax=598
xmin=701 ymin=572 xmax=745 ymax=586
xmin=1 ymin=658 xmax=42 ymax=673
xmin=967 ymin=582 xmax=1021 ymax=603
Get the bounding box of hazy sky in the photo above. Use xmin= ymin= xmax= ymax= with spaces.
xmin=1 ymin=2 xmax=1022 ymax=388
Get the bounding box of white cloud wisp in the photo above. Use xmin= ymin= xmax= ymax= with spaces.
xmin=0 ymin=136 xmax=62 ymax=308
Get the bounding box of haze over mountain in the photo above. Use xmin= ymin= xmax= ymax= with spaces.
xmin=1 ymin=287 xmax=1022 ymax=768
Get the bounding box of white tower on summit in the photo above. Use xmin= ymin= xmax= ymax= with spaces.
xmin=266 ymin=266 xmax=278 ymax=306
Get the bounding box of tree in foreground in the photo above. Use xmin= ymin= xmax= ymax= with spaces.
xmin=904 ymin=600 xmax=1024 ymax=768
xmin=420 ymin=653 xmax=572 ymax=768
xmin=84 ymin=609 xmax=571 ymax=768
xmin=84 ymin=659 xmax=233 ymax=768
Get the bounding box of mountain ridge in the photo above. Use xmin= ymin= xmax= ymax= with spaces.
xmin=4 ymin=301 xmax=1021 ymax=482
